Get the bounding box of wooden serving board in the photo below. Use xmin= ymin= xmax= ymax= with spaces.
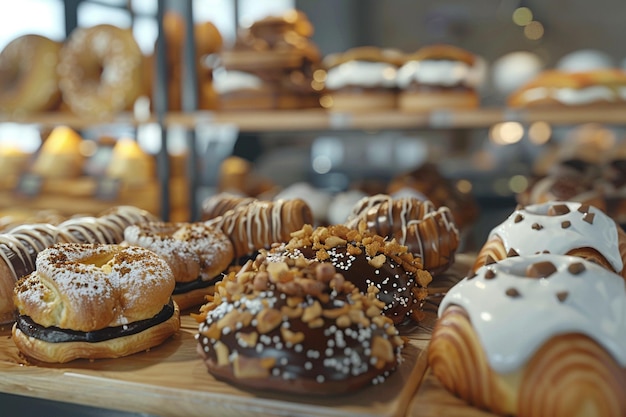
xmin=0 ymin=255 xmax=474 ymax=417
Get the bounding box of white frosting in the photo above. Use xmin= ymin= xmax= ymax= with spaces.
xmin=440 ymin=254 xmax=626 ymax=372
xmin=396 ymin=59 xmax=477 ymax=89
xmin=324 ymin=61 xmax=397 ymax=90
xmin=516 ymin=85 xmax=626 ymax=105
xmin=489 ymin=201 xmax=623 ymax=273
xmin=212 ymin=70 xmax=264 ymax=94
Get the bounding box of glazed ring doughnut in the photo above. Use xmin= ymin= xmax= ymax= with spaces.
xmin=57 ymin=24 xmax=145 ymax=117
xmin=196 ymin=255 xmax=405 ymax=395
xmin=12 ymin=243 xmax=179 ymax=363
xmin=124 ymin=222 xmax=235 ymax=310
xmin=345 ymin=194 xmax=460 ymax=275
xmin=0 ymin=34 xmax=61 ymax=113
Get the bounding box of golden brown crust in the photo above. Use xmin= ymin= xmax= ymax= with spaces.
xmin=0 ymin=260 xmax=16 ymax=323
xmin=207 ymin=199 xmax=313 ymax=259
xmin=323 ymin=90 xmax=397 ymax=112
xmin=429 ymin=305 xmax=626 ymax=417
xmin=0 ymin=34 xmax=61 ymax=113
xmin=323 ymin=46 xmax=405 ymax=69
xmin=11 ymin=302 xmax=180 ymax=363
xmin=58 ymin=24 xmax=145 ymax=117
xmin=404 ymin=44 xmax=476 ymax=65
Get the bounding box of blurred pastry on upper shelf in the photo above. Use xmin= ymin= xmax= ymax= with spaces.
xmin=0 ymin=34 xmax=62 ymax=113
xmin=507 ymin=69 xmax=626 ymax=108
xmin=396 ymin=44 xmax=484 ymax=112
xmin=31 ymin=126 xmax=84 ymax=179
xmin=0 ymin=145 xmax=30 ymax=181
xmin=106 ymin=138 xmax=155 ymax=185
xmin=320 ymin=46 xmax=404 ymax=112
xmin=217 ymin=9 xmax=321 ymax=110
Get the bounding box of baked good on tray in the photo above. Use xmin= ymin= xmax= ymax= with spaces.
xmin=265 ymin=223 xmax=432 ymax=324
xmin=195 ymin=252 xmax=404 ymax=395
xmin=321 ymin=46 xmax=404 ymax=111
xmin=12 ymin=243 xmax=180 ymax=363
xmin=472 ymin=201 xmax=626 ymax=278
xmin=396 ymin=44 xmax=482 ymax=112
xmin=344 ymin=194 xmax=460 ymax=275
xmin=429 ymin=253 xmax=626 ymax=417
xmin=124 ymin=221 xmax=234 ymax=310
xmin=508 ymin=69 xmax=626 ymax=107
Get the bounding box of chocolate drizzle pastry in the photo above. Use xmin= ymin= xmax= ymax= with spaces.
xmin=195 ymin=255 xmax=405 ymax=395
xmin=266 ymin=224 xmax=432 ymax=324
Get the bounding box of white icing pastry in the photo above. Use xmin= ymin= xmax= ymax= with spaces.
xmin=324 ymin=61 xmax=397 ymax=90
xmin=212 ymin=70 xmax=264 ymax=94
xmin=396 ymin=59 xmax=478 ymax=89
xmin=515 ymin=85 xmax=626 ymax=105
xmin=488 ymin=201 xmax=623 ymax=273
xmin=440 ymin=253 xmax=626 ymax=373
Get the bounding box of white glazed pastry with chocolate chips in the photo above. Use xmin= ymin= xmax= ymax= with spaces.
xmin=472 ymin=201 xmax=626 ymax=278
xmin=429 ymin=254 xmax=626 ymax=417
xmin=195 ymin=255 xmax=404 ymax=395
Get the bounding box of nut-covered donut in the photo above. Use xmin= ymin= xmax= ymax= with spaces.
xmin=195 ymin=255 xmax=404 ymax=395
xmin=345 ymin=194 xmax=460 ymax=275
xmin=0 ymin=34 xmax=61 ymax=113
xmin=124 ymin=221 xmax=235 ymax=310
xmin=57 ymin=24 xmax=145 ymax=117
xmin=266 ymin=223 xmax=432 ymax=324
xmin=206 ymin=198 xmax=313 ymax=260
xmin=473 ymin=201 xmax=626 ymax=278
xmin=12 ymin=243 xmax=180 ymax=363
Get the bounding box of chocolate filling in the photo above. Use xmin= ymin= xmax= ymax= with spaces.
xmin=173 ymin=276 xmax=220 ymax=294
xmin=16 ymin=299 xmax=175 ymax=343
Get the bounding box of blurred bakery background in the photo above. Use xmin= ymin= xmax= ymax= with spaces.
xmin=1 ymin=0 xmax=626 ymax=251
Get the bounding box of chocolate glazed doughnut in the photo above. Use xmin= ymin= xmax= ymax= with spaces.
xmin=345 ymin=194 xmax=460 ymax=275
xmin=266 ymin=224 xmax=433 ymax=324
xmin=206 ymin=198 xmax=313 ymax=261
xmin=195 ymin=255 xmax=404 ymax=395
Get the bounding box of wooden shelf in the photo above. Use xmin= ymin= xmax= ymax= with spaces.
xmin=2 ymin=106 xmax=626 ymax=133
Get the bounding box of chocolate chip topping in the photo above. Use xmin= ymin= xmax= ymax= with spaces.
xmin=484 ymin=269 xmax=496 ymax=279
xmin=582 ymin=212 xmax=595 ymax=224
xmin=526 ymin=261 xmax=557 ymax=278
xmin=561 ymin=220 xmax=571 ymax=229
xmin=567 ymin=262 xmax=586 ymax=275
xmin=531 ymin=223 xmax=543 ymax=230
xmin=578 ymin=204 xmax=590 ymax=214
xmin=549 ymin=204 xmax=571 ymax=216
xmin=485 ymin=254 xmax=497 ymax=265
xmin=514 ymin=214 xmax=524 ymax=223
xmin=505 ymin=288 xmax=521 ymax=298
xmin=507 ymin=248 xmax=519 ymax=257
xmin=556 ymin=291 xmax=569 ymax=302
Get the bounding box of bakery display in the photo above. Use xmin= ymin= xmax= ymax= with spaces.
xmin=387 ymin=162 xmax=479 ymax=231
xmin=31 ymin=126 xmax=84 ymax=179
xmin=57 ymin=24 xmax=145 ymax=117
xmin=508 ymin=69 xmax=626 ymax=108
xmin=473 ymin=201 xmax=626 ymax=277
xmin=217 ymin=9 xmax=321 ymax=110
xmin=195 ymin=252 xmax=404 ymax=394
xmin=0 ymin=205 xmax=157 ymax=324
xmin=0 ymin=34 xmax=61 ymax=113
xmin=206 ymin=198 xmax=313 ymax=261
xmin=321 ymin=46 xmax=404 ymax=111
xmin=124 ymin=221 xmax=234 ymax=310
xmin=396 ymin=44 xmax=482 ymax=112
xmin=266 ymin=223 xmax=432 ymax=324
xmin=201 ymin=192 xmax=256 ymax=221
xmin=12 ymin=243 xmax=180 ymax=363
xmin=429 ymin=253 xmax=626 ymax=417
xmin=345 ymin=194 xmax=460 ymax=275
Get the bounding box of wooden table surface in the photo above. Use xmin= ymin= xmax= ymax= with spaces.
xmin=0 ymin=255 xmax=489 ymax=417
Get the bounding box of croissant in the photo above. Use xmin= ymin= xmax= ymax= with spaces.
xmin=429 ymin=254 xmax=626 ymax=417
xmin=345 ymin=194 xmax=459 ymax=275
xmin=206 ymin=198 xmax=313 ymax=259
xmin=472 ymin=201 xmax=626 ymax=279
